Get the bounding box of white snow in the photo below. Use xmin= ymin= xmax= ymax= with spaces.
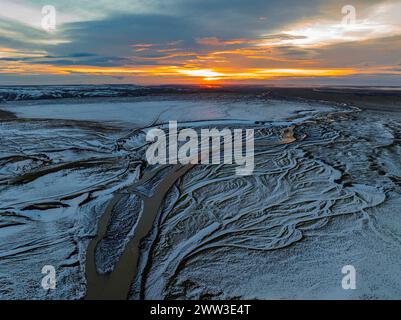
xmin=2 ymin=99 xmax=334 ymax=126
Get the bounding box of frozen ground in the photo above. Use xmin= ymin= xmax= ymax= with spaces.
xmin=1 ymin=98 xmax=333 ymax=127
xmin=0 ymin=89 xmax=401 ymax=299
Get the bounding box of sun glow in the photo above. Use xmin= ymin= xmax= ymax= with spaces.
xmin=177 ymin=69 xmax=223 ymax=78
xmin=0 ymin=62 xmax=360 ymax=82
xmin=175 ymin=68 xmax=356 ymax=81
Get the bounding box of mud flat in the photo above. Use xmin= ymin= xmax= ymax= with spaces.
xmin=85 ymin=165 xmax=192 ymax=300
xmin=1 ymin=88 xmax=401 ymax=299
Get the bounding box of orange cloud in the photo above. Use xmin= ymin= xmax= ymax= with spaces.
xmin=196 ymin=37 xmax=257 ymax=46
xmin=0 ymin=60 xmax=359 ymax=82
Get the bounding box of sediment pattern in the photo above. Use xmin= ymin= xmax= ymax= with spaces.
xmin=1 ymin=97 xmax=401 ymax=299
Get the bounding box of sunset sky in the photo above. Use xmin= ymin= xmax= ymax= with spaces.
xmin=1 ymin=0 xmax=401 ymax=85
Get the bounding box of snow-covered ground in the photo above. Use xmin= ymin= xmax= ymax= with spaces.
xmin=0 ymin=85 xmax=144 ymax=102
xmin=1 ymin=91 xmax=401 ymax=299
xmin=1 ymin=98 xmax=333 ymax=127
